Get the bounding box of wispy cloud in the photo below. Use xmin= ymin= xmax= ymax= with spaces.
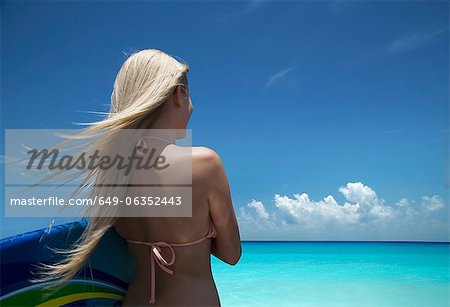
xmin=386 ymin=129 xmax=404 ymax=134
xmin=329 ymin=0 xmax=353 ymax=13
xmin=238 ymin=181 xmax=448 ymax=240
xmin=265 ymin=67 xmax=294 ymax=89
xmin=386 ymin=26 xmax=448 ymax=55
xmin=216 ymin=0 xmax=265 ymax=24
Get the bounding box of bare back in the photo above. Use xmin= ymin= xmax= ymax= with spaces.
xmin=113 ymin=144 xmax=241 ymax=306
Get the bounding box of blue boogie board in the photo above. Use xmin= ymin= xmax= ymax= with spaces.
xmin=0 ymin=220 xmax=134 ymax=306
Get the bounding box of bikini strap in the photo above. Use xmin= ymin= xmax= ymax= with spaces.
xmin=124 ymin=240 xmax=175 ymax=304
xmin=170 ymin=222 xmax=216 ymax=247
xmin=208 ymin=222 xmax=217 ymax=238
xmin=125 ymin=222 xmax=216 ymax=304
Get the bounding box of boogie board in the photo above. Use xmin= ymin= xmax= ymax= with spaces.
xmin=0 ymin=220 xmax=134 ymax=306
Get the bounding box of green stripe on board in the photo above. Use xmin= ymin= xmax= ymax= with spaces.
xmin=36 ymin=292 xmax=123 ymax=307
xmin=0 ymin=282 xmax=125 ymax=306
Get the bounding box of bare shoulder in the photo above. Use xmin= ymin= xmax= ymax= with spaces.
xmin=163 ymin=145 xmax=221 ymax=167
xmin=192 ymin=146 xmax=221 ymax=163
xmin=191 ymin=146 xmax=224 ymax=180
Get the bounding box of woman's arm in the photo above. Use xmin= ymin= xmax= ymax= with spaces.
xmin=194 ymin=147 xmax=241 ymax=265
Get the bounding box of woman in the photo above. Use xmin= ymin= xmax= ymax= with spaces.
xmin=36 ymin=49 xmax=241 ymax=306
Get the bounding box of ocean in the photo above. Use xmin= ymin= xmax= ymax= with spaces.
xmin=211 ymin=242 xmax=450 ymax=307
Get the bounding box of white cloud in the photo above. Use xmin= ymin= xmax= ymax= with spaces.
xmin=396 ymin=198 xmax=413 ymax=207
xmin=247 ymin=199 xmax=269 ymax=219
xmin=339 ymin=182 xmax=378 ymax=205
xmin=338 ymin=182 xmax=394 ymax=220
xmin=274 ymin=192 xmax=361 ymax=228
xmin=272 ymin=182 xmax=394 ymax=227
xmin=421 ymin=195 xmax=445 ymax=212
xmin=238 ymin=204 xmax=276 ymax=231
xmin=238 ymin=181 xmax=448 ymax=240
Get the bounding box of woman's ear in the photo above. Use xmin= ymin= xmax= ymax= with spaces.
xmin=173 ymin=85 xmax=183 ymax=107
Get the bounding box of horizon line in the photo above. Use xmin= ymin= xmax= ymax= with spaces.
xmin=241 ymin=240 xmax=450 ymax=243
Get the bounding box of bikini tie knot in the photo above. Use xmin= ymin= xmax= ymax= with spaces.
xmin=148 ymin=241 xmax=176 ymax=304
xmin=126 ymin=223 xmax=216 ymax=304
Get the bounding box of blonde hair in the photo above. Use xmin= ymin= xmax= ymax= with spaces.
xmin=31 ymin=48 xmax=189 ymax=288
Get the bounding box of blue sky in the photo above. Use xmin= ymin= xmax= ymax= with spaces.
xmin=1 ymin=0 xmax=449 ymax=241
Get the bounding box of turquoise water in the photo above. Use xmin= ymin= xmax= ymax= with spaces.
xmin=211 ymin=242 xmax=450 ymax=307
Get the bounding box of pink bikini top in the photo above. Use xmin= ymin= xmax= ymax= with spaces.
xmin=126 ymin=222 xmax=217 ymax=304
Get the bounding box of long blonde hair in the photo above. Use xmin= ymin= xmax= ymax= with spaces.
xmin=32 ymin=48 xmax=189 ymax=287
